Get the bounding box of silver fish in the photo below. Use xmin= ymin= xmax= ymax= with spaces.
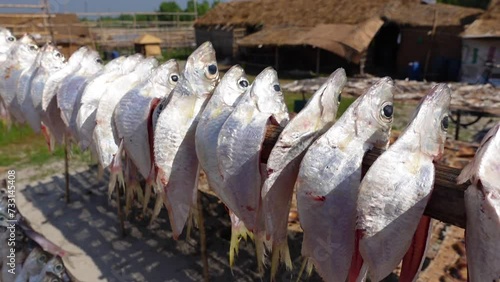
xmin=57 ymin=49 xmax=103 ymax=140
xmin=194 ymin=65 xmax=249 ymax=265
xmin=40 ymin=47 xmax=88 ymax=146
xmin=0 ymin=27 xmax=16 ymax=62
xmin=17 ymin=43 xmax=65 ymax=133
xmin=29 ymin=256 xmax=66 ymax=282
xmin=457 ymin=122 xmax=500 ymax=282
xmin=154 ymin=42 xmax=219 ymax=238
xmin=296 ymin=77 xmax=393 ymax=282
xmin=0 ymin=34 xmax=38 ymax=123
xmin=264 ymin=68 xmax=347 ymax=277
xmin=113 ymin=59 xmax=179 ymax=215
xmin=14 ymin=247 xmax=48 ymax=282
xmin=76 ymin=54 xmax=141 ymax=150
xmin=355 ymin=84 xmax=451 ymax=282
xmin=93 ymin=57 xmax=157 ymax=170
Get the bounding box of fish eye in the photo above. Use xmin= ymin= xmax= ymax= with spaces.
xmin=29 ymin=45 xmax=37 ymax=51
xmin=38 ymin=255 xmax=47 ymax=263
xmin=7 ymin=36 xmax=15 ymax=42
xmin=54 ymin=264 xmax=64 ymax=272
xmin=207 ymin=64 xmax=217 ymax=75
xmin=170 ymin=74 xmax=179 ymax=82
xmin=441 ymin=115 xmax=449 ymax=130
xmin=96 ymin=58 xmax=103 ymax=64
xmin=273 ymin=84 xmax=281 ymax=92
xmin=54 ymin=52 xmax=62 ymax=58
xmin=338 ymin=93 xmax=342 ymax=103
xmin=238 ymin=78 xmax=249 ymax=88
xmin=381 ymin=103 xmax=393 ymax=119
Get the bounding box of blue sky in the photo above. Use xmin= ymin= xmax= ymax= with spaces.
xmin=0 ymin=0 xmax=224 ymax=14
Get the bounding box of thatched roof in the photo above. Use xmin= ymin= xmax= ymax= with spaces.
xmin=238 ymin=17 xmax=384 ymax=63
xmin=134 ymin=34 xmax=162 ymax=44
xmin=0 ymin=13 xmax=92 ymax=44
xmin=462 ymin=0 xmax=500 ymax=38
xmin=195 ymin=0 xmax=483 ymax=28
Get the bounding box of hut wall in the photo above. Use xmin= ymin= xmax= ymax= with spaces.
xmin=396 ymin=26 xmax=464 ymax=81
xmin=461 ymin=38 xmax=500 ymax=85
xmin=195 ymin=27 xmax=235 ymax=60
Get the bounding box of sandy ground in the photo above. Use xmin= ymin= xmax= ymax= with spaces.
xmin=13 ymin=163 xmax=323 ymax=282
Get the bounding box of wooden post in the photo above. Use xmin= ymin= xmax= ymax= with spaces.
xmin=274 ymin=47 xmax=279 ymax=71
xmin=316 ymin=48 xmax=320 ymax=75
xmin=197 ymin=191 xmax=210 ymax=282
xmin=64 ymin=136 xmax=70 ymax=203
xmin=423 ymin=9 xmax=438 ymax=80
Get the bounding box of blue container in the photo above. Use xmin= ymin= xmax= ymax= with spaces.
xmin=408 ymin=61 xmax=421 ymax=81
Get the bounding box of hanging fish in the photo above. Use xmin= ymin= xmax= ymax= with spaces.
xmin=113 ymin=59 xmax=179 ymax=217
xmin=154 ymin=42 xmax=219 ymax=239
xmin=296 ymin=77 xmax=393 ymax=282
xmin=0 ymin=34 xmax=38 ymax=124
xmin=354 ymin=84 xmax=451 ymax=282
xmin=457 ymin=122 xmax=500 ymax=282
xmin=194 ymin=65 xmax=250 ymax=265
xmin=263 ymin=68 xmax=347 ymax=277
xmin=76 ymin=54 xmax=142 ymax=150
xmin=57 ymin=49 xmax=103 ymax=141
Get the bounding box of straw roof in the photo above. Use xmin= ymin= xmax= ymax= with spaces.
xmin=0 ymin=13 xmax=91 ymax=44
xmin=238 ymin=18 xmax=384 ymax=63
xmin=195 ymin=0 xmax=483 ymax=28
xmin=462 ymin=0 xmax=500 ymax=38
xmin=134 ymin=34 xmax=162 ymax=44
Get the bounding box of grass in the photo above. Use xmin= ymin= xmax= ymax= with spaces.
xmin=0 ymin=122 xmax=91 ymax=168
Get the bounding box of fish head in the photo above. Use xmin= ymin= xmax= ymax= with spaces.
xmin=135 ymin=56 xmax=158 ymax=74
xmin=79 ymin=49 xmax=104 ymax=73
xmin=12 ymin=37 xmax=39 ymax=64
xmin=40 ymin=43 xmax=66 ymax=70
xmin=352 ymin=76 xmax=394 ymax=149
xmin=0 ymin=28 xmax=16 ymax=53
xmin=18 ymin=33 xmax=36 ymax=45
xmin=183 ymin=41 xmax=219 ymax=97
xmin=251 ymin=67 xmax=289 ymax=126
xmin=40 ymin=271 xmax=63 ymax=282
xmin=66 ymin=46 xmax=89 ymax=66
xmin=216 ymin=64 xmax=249 ymax=106
xmin=150 ymin=59 xmax=180 ymax=89
xmin=319 ymin=68 xmax=347 ymax=124
xmin=24 ymin=247 xmax=49 ymax=270
xmin=405 ymin=83 xmax=451 ymax=159
xmin=104 ymin=56 xmax=126 ymax=71
xmin=121 ymin=53 xmax=144 ymax=73
xmin=44 ymin=256 xmax=66 ymax=277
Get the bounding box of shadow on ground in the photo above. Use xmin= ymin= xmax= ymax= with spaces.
xmin=20 ymin=166 xmax=323 ymax=282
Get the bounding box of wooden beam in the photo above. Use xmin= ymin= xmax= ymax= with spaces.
xmin=263 ymin=125 xmax=468 ymax=228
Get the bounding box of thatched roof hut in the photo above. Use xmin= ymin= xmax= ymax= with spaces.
xmin=462 ymin=0 xmax=499 ymax=38
xmin=195 ymin=0 xmax=482 ymax=28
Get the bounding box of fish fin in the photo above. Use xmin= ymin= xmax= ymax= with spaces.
xmin=108 ymin=140 xmax=125 ymax=199
xmin=41 ymin=123 xmax=53 ymax=152
xmin=399 ymin=215 xmax=432 ymax=282
xmin=149 ymin=193 xmax=163 ymax=225
xmin=229 ymin=212 xmax=252 ymax=268
xmin=254 ymin=233 xmax=267 ymax=276
xmin=296 ymin=257 xmax=314 ymax=282
xmin=270 ymin=241 xmax=292 ymax=280
xmin=143 ymin=182 xmax=152 ymax=216
xmin=348 ymin=229 xmax=365 ymax=282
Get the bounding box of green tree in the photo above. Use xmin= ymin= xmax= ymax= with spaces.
xmin=158 ymin=1 xmax=182 ymax=21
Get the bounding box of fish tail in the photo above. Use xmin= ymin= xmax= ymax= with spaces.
xmin=149 ymin=192 xmax=164 ymax=225
xmin=270 ymin=240 xmax=292 ymax=278
xmin=255 ymin=233 xmax=267 ymax=276
xmin=142 ymin=182 xmax=153 ymax=216
xmin=296 ymin=257 xmax=314 ymax=282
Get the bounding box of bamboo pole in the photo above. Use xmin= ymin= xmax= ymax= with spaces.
xmin=263 ymin=124 xmax=468 ymax=228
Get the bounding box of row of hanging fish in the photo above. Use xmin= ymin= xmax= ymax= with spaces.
xmin=0 ymin=183 xmax=71 ymax=282
xmin=1 ymin=27 xmax=498 ymax=282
